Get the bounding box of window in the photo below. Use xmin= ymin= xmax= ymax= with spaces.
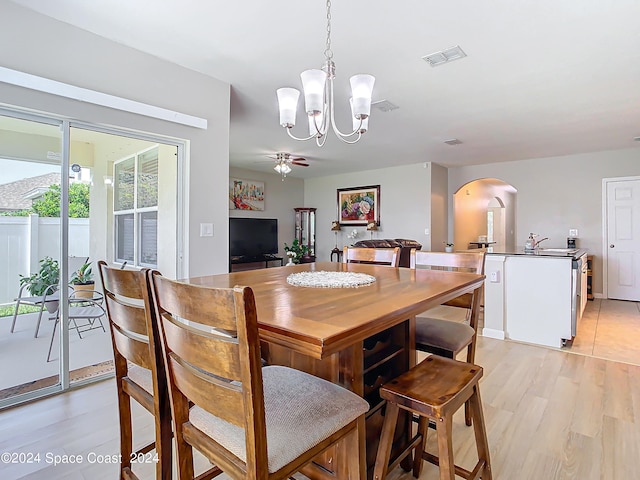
xmin=114 ymin=146 xmax=158 ymax=267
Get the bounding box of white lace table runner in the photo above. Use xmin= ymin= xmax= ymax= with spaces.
xmin=286 ymin=271 xmax=376 ymax=288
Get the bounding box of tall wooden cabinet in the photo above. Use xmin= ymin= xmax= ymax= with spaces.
xmin=294 ymin=207 xmax=316 ymax=263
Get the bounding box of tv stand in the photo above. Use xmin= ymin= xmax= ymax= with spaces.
xmin=229 ymin=254 xmax=283 ymax=272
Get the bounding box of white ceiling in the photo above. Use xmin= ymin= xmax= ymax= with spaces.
xmin=9 ymin=0 xmax=640 ymax=179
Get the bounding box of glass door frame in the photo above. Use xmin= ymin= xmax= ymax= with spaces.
xmin=0 ymin=106 xmax=187 ymax=409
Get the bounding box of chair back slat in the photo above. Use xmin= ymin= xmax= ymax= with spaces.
xmin=104 ymin=296 xmax=148 ymax=336
xmin=169 ymin=354 xmax=245 ymax=427
xmin=111 ymin=324 xmax=153 ymax=370
xmin=410 ymin=249 xmax=485 ymax=326
xmin=160 ymin=313 xmax=242 ymax=382
xmin=343 ymin=246 xmax=400 ymax=266
xmin=410 ymin=250 xmax=485 ymax=273
xmin=153 ymin=277 xmax=241 ymax=332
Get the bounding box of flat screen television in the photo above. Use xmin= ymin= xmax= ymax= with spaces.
xmin=229 ymin=217 xmax=278 ymax=259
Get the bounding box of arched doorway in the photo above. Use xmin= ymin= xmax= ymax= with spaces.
xmin=453 ymin=179 xmax=517 ymax=251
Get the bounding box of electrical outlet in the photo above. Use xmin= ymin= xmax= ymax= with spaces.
xmin=569 ymin=228 xmax=578 ymax=237
xmin=490 ymin=271 xmax=500 ymax=283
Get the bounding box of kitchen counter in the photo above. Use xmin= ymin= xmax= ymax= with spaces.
xmin=483 ymin=248 xmax=588 ymax=348
xmin=486 ymin=247 xmax=588 ymax=259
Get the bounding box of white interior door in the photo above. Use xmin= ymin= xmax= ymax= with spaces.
xmin=606 ymin=178 xmax=640 ymax=301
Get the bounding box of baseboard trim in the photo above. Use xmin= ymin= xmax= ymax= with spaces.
xmin=481 ymin=328 xmax=505 ymax=340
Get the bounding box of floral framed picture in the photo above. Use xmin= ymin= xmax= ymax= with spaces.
xmin=229 ymin=178 xmax=265 ymax=211
xmin=337 ymin=185 xmax=380 ymax=226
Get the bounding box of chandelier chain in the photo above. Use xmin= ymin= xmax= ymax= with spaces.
xmin=324 ymin=0 xmax=333 ymax=60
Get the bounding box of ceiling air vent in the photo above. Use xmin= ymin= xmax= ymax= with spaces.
xmin=444 ymin=138 xmax=463 ymax=146
xmin=422 ymin=45 xmax=467 ymax=67
xmin=371 ymin=100 xmax=399 ymax=112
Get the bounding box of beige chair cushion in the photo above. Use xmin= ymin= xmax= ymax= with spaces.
xmin=415 ymin=317 xmax=475 ymax=353
xmin=190 ymin=365 xmax=369 ymax=473
xmin=126 ymin=363 xmax=154 ymax=394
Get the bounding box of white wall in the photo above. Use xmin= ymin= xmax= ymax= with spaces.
xmin=0 ymin=2 xmax=230 ymax=278
xmin=429 ymin=163 xmax=448 ymax=251
xmin=448 ymin=147 xmax=640 ymax=294
xmin=304 ymin=163 xmax=431 ymax=261
xmin=229 ymin=167 xmax=304 ymax=259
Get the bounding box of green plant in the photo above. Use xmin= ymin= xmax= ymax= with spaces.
xmin=70 ymin=261 xmax=94 ymax=285
xmin=284 ymin=239 xmax=309 ymax=264
xmin=19 ymin=257 xmax=60 ymax=296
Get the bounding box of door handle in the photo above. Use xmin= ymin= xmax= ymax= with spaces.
xmin=610 ymin=244 xmax=615 ymax=248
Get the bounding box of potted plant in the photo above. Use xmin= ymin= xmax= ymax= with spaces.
xmin=444 ymin=242 xmax=454 ymax=253
xmin=19 ymin=256 xmax=60 ymax=296
xmin=18 ymin=256 xmax=60 ymax=313
xmin=284 ymin=239 xmax=309 ymax=265
xmin=70 ymin=261 xmax=95 ymax=298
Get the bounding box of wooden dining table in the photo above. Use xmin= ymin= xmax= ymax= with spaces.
xmin=184 ymin=261 xmax=485 ymax=480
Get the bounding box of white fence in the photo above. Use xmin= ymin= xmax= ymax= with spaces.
xmin=0 ymin=215 xmax=89 ymax=305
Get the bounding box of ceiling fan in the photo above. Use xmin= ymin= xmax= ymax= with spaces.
xmin=267 ymin=152 xmax=309 ymax=179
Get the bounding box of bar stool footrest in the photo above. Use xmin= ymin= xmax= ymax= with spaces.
xmin=422 ymin=451 xmax=485 ymax=480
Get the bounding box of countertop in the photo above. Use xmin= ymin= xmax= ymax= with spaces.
xmin=486 ymin=247 xmax=588 ymax=260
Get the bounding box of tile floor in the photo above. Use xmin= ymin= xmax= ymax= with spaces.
xmin=567 ymin=298 xmax=640 ymax=366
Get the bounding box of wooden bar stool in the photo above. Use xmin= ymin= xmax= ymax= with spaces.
xmin=373 ymin=355 xmax=491 ymax=480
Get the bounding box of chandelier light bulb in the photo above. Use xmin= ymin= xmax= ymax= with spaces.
xmin=300 ymin=70 xmax=327 ymax=114
xmin=350 ymin=74 xmax=375 ymax=119
xmin=276 ymin=88 xmax=300 ymax=127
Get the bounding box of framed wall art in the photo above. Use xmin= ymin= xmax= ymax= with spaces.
xmin=337 ymin=185 xmax=380 ymax=226
xmin=229 ymin=178 xmax=265 ymax=211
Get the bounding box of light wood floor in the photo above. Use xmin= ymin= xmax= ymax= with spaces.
xmin=2 ymin=302 xmax=640 ymax=479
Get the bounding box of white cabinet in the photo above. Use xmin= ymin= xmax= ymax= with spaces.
xmin=484 ymin=254 xmax=575 ymax=348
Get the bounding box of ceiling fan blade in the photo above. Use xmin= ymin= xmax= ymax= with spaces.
xmin=291 ymin=160 xmax=309 ymax=166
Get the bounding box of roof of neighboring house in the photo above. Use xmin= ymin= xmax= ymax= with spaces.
xmin=0 ymin=173 xmax=61 ymax=211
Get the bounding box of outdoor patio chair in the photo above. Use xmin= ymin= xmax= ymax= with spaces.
xmin=46 ymin=289 xmax=106 ymax=362
xmin=11 ymin=256 xmax=88 ymax=338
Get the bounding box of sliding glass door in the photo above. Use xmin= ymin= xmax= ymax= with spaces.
xmin=0 ymin=112 xmax=64 ymax=403
xmin=0 ymin=109 xmax=182 ymax=408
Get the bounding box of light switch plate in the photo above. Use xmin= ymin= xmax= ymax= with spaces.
xmin=569 ymin=228 xmax=578 ymax=237
xmin=200 ymin=223 xmax=214 ymax=237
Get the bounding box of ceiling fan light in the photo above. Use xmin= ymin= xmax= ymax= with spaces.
xmin=301 ymin=69 xmax=327 ymax=114
xmin=276 ymin=88 xmax=300 ymax=127
xmin=350 ymin=74 xmax=375 ymax=118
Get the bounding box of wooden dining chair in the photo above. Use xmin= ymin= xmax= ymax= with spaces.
xmin=343 ymin=246 xmax=401 ymax=267
xmin=409 ymin=249 xmax=486 ymax=426
xmin=98 ymin=261 xmax=172 ymax=480
xmin=148 ymin=270 xmax=370 ymax=480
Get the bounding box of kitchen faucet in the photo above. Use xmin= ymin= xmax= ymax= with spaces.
xmin=534 ymin=237 xmax=549 ymax=248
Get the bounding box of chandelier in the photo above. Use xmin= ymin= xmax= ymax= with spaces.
xmin=276 ymin=0 xmax=375 ymax=146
